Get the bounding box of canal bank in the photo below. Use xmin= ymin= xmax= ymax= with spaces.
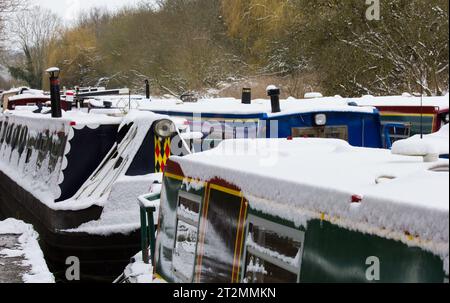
xmin=0 ymin=218 xmax=54 ymax=283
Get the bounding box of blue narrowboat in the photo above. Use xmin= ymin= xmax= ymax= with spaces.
xmin=136 ymin=90 xmax=384 ymax=150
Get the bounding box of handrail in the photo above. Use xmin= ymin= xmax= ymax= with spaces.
xmin=138 ymin=192 xmax=161 ymax=264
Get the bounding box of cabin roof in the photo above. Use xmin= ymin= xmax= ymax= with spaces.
xmin=2 ymin=109 xmax=122 ymax=126
xmin=173 ymin=138 xmax=449 ymax=213
xmin=91 ymin=94 xmax=450 ymax=116
xmin=0 ymin=87 xmax=44 ymax=97
xmin=91 ymin=97 xmax=377 ymax=117
xmin=351 ymin=94 xmax=449 ymax=110
xmin=8 ymin=93 xmax=50 ymax=101
xmin=172 ymin=138 xmax=449 ymax=265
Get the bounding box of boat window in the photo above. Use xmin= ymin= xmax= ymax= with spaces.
xmin=292 ymin=126 xmax=348 ymax=141
xmin=35 ymin=132 xmax=46 ymax=168
xmin=196 ymin=187 xmax=243 ymax=283
xmin=0 ymin=121 xmax=7 ymax=144
xmin=5 ymin=123 xmax=13 ymax=145
xmin=18 ymin=126 xmax=28 ymax=155
xmin=11 ymin=125 xmax=21 ymax=151
xmin=172 ymin=191 xmax=202 ymax=283
xmin=243 ymin=215 xmax=305 ymax=283
xmin=244 ymin=253 xmax=299 ymax=283
xmin=382 ymin=122 xmax=411 ymax=148
xmin=47 ymin=132 xmax=66 ymax=171
xmin=225 ymin=121 xmax=259 ymax=140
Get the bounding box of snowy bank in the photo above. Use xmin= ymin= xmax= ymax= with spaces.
xmin=0 ymin=218 xmax=55 ymax=283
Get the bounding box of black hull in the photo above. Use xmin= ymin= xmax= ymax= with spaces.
xmin=0 ymin=170 xmax=140 ymax=282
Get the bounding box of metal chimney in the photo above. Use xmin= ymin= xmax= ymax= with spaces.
xmin=241 ymin=87 xmax=251 ymax=104
xmin=46 ymin=67 xmax=62 ymax=118
xmin=267 ymin=85 xmax=281 ymax=113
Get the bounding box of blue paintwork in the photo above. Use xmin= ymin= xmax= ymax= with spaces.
xmin=149 ymin=108 xmax=384 ymax=148
xmin=265 ymin=111 xmax=383 ymax=148
xmin=383 ymin=122 xmax=411 ymax=149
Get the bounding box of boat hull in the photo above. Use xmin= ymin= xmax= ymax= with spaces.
xmin=0 ymin=170 xmax=140 ymax=282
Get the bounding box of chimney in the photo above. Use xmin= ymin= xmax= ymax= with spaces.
xmin=46 ymin=67 xmax=62 ymax=118
xmin=241 ymin=87 xmax=251 ymax=104
xmin=267 ymin=85 xmax=281 ymax=113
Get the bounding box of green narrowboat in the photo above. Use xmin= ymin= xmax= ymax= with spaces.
xmin=149 ymin=138 xmax=448 ymax=283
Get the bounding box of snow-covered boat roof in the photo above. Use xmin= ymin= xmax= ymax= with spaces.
xmin=350 ymin=94 xmax=449 ymax=110
xmin=90 ymin=93 xmax=449 ymax=116
xmin=8 ymin=93 xmax=50 ymax=101
xmin=2 ymin=109 xmax=122 ymax=126
xmin=137 ymin=97 xmax=376 ymax=117
xmin=1 ymin=87 xmax=44 ymax=97
xmin=393 ymin=124 xmax=449 ymax=157
xmin=172 ymin=138 xmax=449 ymax=270
xmin=86 ymin=95 xmax=146 ymax=107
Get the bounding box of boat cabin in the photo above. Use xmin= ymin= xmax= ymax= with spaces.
xmin=152 ymin=138 xmax=449 ymax=283
xmin=137 ymin=97 xmax=384 ymax=150
xmin=352 ymin=94 xmax=449 ymax=147
xmin=1 ymin=87 xmax=49 ymax=110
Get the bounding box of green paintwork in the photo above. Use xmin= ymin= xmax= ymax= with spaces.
xmin=300 ymin=220 xmax=445 ymax=283
xmin=381 ymin=115 xmax=434 ymax=135
xmin=155 ymin=176 xmax=446 ymax=283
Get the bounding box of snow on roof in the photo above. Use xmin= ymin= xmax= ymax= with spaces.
xmin=351 ymin=94 xmax=449 ymax=110
xmin=137 ymin=96 xmax=376 ymax=116
xmin=8 ymin=93 xmax=49 ymax=101
xmin=1 ymin=87 xmax=44 ymax=96
xmin=87 ymin=95 xmax=146 ymax=108
xmin=392 ymin=124 xmax=449 ymax=157
xmin=172 ymin=138 xmax=449 ymax=270
xmin=2 ymin=109 xmax=122 ymax=126
xmin=91 ymin=94 xmax=449 ymax=116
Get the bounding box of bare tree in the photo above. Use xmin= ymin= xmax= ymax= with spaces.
xmin=0 ymin=0 xmax=26 ymax=47
xmin=341 ymin=5 xmax=449 ymax=96
xmin=8 ymin=6 xmax=62 ymax=88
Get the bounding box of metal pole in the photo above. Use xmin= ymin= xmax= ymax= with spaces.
xmin=147 ymin=207 xmax=156 ymax=264
xmin=145 ymin=80 xmax=150 ymax=99
xmin=140 ymin=207 xmax=149 ymax=264
xmin=420 ymin=68 xmax=424 ymax=139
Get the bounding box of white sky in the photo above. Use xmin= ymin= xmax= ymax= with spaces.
xmin=34 ymin=0 xmax=144 ymax=21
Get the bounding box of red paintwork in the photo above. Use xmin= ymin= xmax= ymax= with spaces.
xmin=375 ymin=105 xmax=448 ymax=132
xmin=375 ymin=106 xmax=440 ymax=114
xmin=8 ymin=97 xmax=72 ymax=111
xmin=165 ymin=159 xmax=242 ymax=193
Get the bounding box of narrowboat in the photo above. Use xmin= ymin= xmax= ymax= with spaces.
xmin=135 ymin=90 xmax=385 ymax=150
xmin=352 ymin=94 xmax=449 ymax=147
xmin=0 ymin=108 xmax=190 ymax=281
xmin=1 ymin=87 xmax=50 ymax=110
xmin=147 ymin=137 xmax=448 ymax=283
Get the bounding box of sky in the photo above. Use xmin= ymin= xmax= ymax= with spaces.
xmin=35 ymin=0 xmax=144 ymax=22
